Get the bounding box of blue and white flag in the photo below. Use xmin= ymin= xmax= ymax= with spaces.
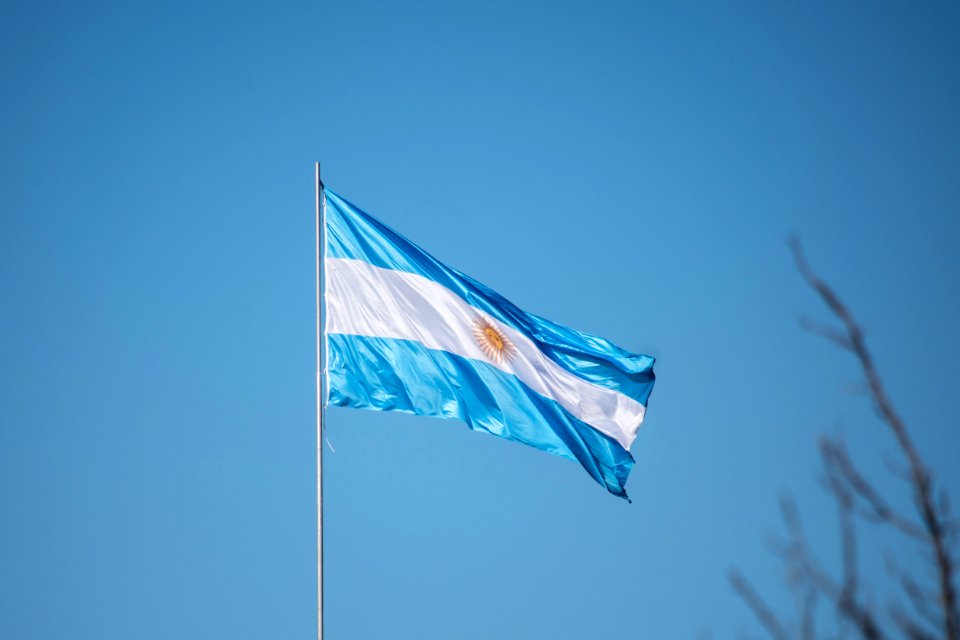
xmin=322 ymin=190 xmax=656 ymax=498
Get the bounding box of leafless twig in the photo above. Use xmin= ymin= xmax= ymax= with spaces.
xmin=730 ymin=568 xmax=792 ymax=640
xmin=729 ymin=239 xmax=958 ymax=640
xmin=820 ymin=437 xmax=927 ymax=541
xmin=791 ymin=237 xmax=959 ymax=640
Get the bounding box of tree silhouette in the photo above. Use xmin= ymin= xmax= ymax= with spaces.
xmin=729 ymin=239 xmax=959 ymax=640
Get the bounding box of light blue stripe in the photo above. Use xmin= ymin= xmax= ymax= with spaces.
xmin=325 ymin=189 xmax=655 ymax=406
xmin=327 ymin=333 xmax=635 ymax=498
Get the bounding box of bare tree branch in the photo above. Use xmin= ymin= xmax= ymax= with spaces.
xmin=900 ymin=571 xmax=943 ymax=629
xmin=800 ymin=586 xmax=819 ymax=640
xmin=791 ymin=237 xmax=959 ymax=640
xmin=730 ymin=240 xmax=958 ymax=640
xmin=730 ymin=568 xmax=792 ymax=640
xmin=772 ymin=494 xmax=888 ymax=640
xmin=820 ymin=437 xmax=927 ymax=541
xmin=799 ymin=315 xmax=855 ymax=352
xmin=890 ymin=605 xmax=939 ymax=640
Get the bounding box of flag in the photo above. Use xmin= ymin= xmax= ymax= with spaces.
xmin=322 ymin=189 xmax=656 ymax=498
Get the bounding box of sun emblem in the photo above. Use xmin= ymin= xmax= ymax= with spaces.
xmin=472 ymin=315 xmax=517 ymax=364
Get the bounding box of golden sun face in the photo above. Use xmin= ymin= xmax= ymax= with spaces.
xmin=472 ymin=316 xmax=517 ymax=364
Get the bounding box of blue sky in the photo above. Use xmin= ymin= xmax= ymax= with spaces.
xmin=2 ymin=1 xmax=958 ymax=638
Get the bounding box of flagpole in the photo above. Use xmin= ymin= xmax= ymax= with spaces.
xmin=315 ymin=162 xmax=325 ymax=640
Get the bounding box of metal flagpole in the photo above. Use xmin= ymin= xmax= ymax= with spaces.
xmin=315 ymin=162 xmax=325 ymax=640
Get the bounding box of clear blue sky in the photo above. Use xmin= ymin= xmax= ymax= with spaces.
xmin=2 ymin=1 xmax=958 ymax=638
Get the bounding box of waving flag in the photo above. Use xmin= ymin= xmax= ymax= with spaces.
xmin=322 ymin=190 xmax=656 ymax=498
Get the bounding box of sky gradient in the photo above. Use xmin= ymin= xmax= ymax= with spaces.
xmin=2 ymin=1 xmax=959 ymax=638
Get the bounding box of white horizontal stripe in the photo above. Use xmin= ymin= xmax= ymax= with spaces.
xmin=324 ymin=257 xmax=645 ymax=450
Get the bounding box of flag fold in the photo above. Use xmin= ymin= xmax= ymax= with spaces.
xmin=323 ymin=189 xmax=655 ymax=498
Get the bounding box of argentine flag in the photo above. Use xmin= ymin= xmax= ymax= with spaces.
xmin=322 ymin=190 xmax=656 ymax=498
